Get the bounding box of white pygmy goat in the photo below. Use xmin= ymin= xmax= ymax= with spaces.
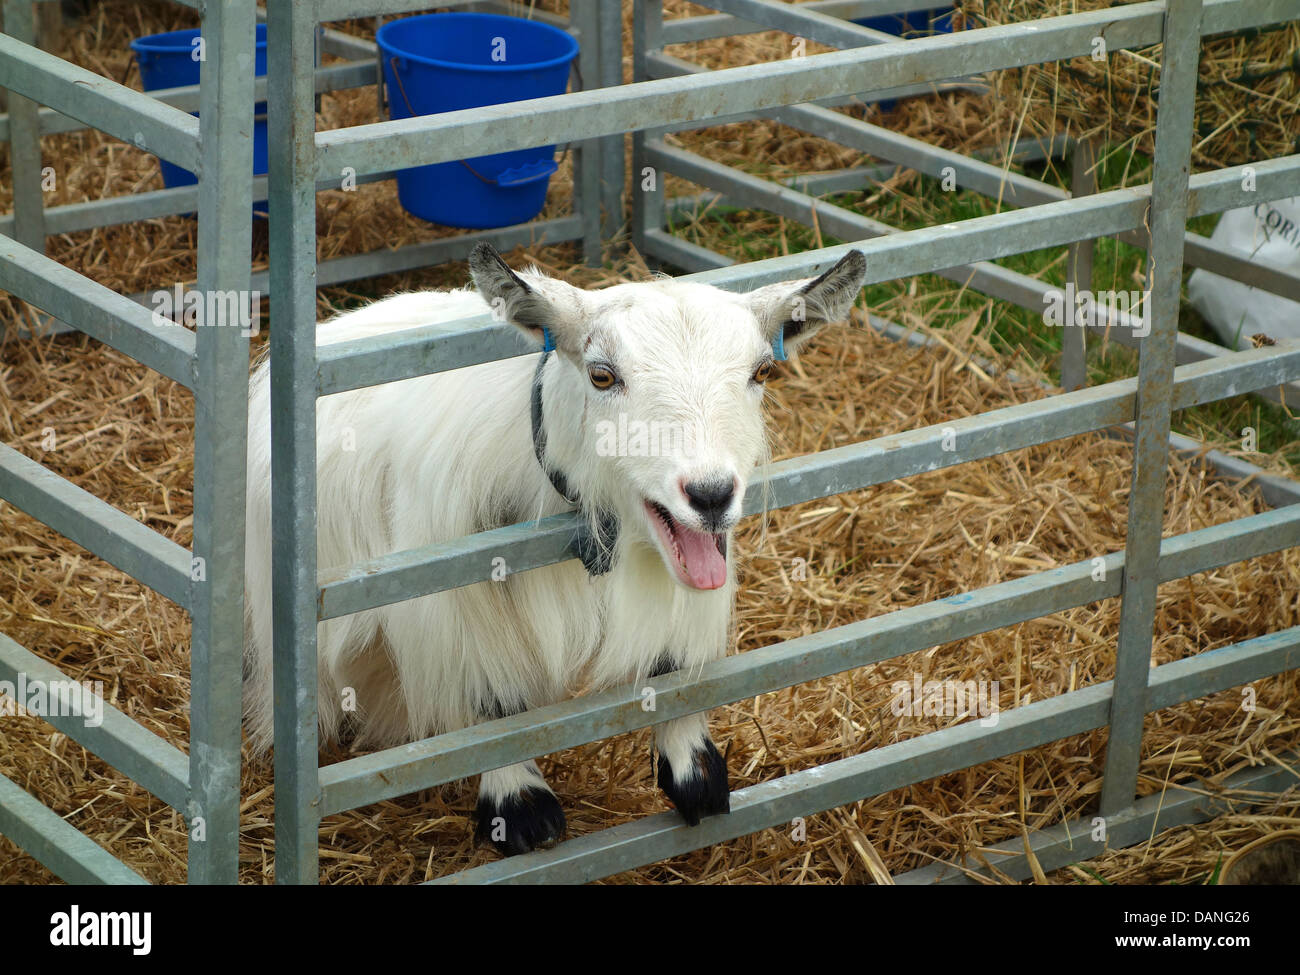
xmin=244 ymin=243 xmax=867 ymax=855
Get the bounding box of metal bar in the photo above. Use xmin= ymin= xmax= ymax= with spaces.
xmin=1181 ymin=233 xmax=1300 ymax=303
xmin=598 ymin=0 xmax=626 ymax=243
xmin=662 ymin=134 xmax=1068 ymax=210
xmin=312 ymin=4 xmax=1146 ymax=180
xmin=315 ymin=153 xmax=1300 ymax=395
xmin=1101 ymin=0 xmax=1205 ymax=817
xmin=0 ymin=235 xmax=196 ymax=390
xmin=0 ymin=634 xmax=190 ymax=811
xmin=650 ymin=51 xmax=1300 ymax=309
xmin=185 ymin=0 xmax=255 ymax=887
xmin=3 ymin=0 xmax=47 ymax=256
xmin=267 ymin=0 xmax=323 ymax=886
xmin=312 ymin=0 xmax=1297 ymax=180
xmin=643 ymin=228 xmax=736 ymax=270
xmin=0 ymin=60 xmax=372 ymax=143
xmin=430 ymin=623 xmax=1299 ymax=883
xmin=647 ymin=138 xmax=1079 ymax=317
xmin=317 ymin=339 xmax=1300 ymax=619
xmin=319 ymin=511 xmax=577 ymax=620
xmin=256 ymin=216 xmax=583 ymax=296
xmin=0 ymin=444 xmax=193 ymax=609
xmin=570 ymin=2 xmax=603 ymax=265
xmin=647 ymin=49 xmax=1050 ymax=206
xmin=0 ymin=772 xmax=149 ymax=885
xmin=1062 ymin=138 xmax=1097 ymax=391
xmin=632 ymin=0 xmax=666 ymax=258
xmin=316 ymin=0 xmax=505 ymax=21
xmin=898 ymin=747 xmax=1300 ymax=883
xmin=869 ymin=312 xmax=1300 ymax=509
xmin=1107 ymin=425 xmax=1300 ymax=510
xmin=318 ymin=500 xmax=1300 ymax=815
xmin=700 ymin=0 xmax=903 ymax=47
xmin=8 ymin=215 xmax=582 ymax=344
xmin=662 ymin=0 xmax=964 ymax=44
xmin=0 ymin=32 xmax=201 ymax=173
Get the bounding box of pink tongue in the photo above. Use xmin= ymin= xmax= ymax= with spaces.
xmin=676 ymin=525 xmax=727 ymax=589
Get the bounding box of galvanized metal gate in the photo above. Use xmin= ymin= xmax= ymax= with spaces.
xmin=1 ymin=0 xmax=1298 ymax=884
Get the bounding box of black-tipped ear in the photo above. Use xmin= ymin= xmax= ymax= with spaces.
xmin=468 ymin=243 xmax=587 ymax=352
xmin=747 ymin=250 xmax=867 ymax=355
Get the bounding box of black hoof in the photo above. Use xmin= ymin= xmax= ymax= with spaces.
xmin=657 ymin=738 xmax=730 ymax=827
xmin=475 ymin=785 xmax=567 ymax=856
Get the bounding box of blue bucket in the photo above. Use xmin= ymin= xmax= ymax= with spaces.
xmin=377 ymin=13 xmax=579 ymax=229
xmin=855 ymin=7 xmax=957 ymax=112
xmin=130 ymin=25 xmax=268 ymax=213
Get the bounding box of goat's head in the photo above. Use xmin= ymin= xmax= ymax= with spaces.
xmin=470 ymin=243 xmax=866 ymax=591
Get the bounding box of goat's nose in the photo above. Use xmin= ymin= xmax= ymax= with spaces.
xmin=682 ymin=477 xmax=736 ymax=523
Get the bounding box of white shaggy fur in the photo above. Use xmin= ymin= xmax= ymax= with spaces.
xmin=243 ymin=247 xmax=865 ymax=838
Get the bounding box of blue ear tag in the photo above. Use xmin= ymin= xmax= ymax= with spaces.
xmin=772 ymin=327 xmax=788 ymax=362
xmin=542 ymin=327 xmax=556 ymax=353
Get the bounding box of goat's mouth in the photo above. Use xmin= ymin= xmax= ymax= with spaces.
xmin=644 ymin=500 xmax=728 ymax=591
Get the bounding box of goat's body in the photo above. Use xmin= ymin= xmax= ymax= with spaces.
xmin=242 ymin=245 xmax=865 ymax=854
xmin=243 ymin=289 xmax=732 ymax=754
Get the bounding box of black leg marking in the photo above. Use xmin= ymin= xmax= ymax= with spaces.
xmin=478 ymin=694 xmax=525 ymax=722
xmin=656 ymin=737 xmax=730 ymax=827
xmin=475 ymin=786 xmax=567 ymax=857
xmin=648 ymin=652 xmax=677 ymax=679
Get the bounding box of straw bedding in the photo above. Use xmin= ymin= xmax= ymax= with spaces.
xmin=1 ymin=1 xmax=1298 ymax=884
xmin=969 ymin=0 xmax=1300 ymax=171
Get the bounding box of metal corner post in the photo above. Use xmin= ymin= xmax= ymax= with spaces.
xmin=631 ymin=0 xmax=665 ymax=259
xmin=1062 ymin=136 xmax=1097 ymax=392
xmin=571 ymin=0 xmax=604 ymax=266
xmin=598 ymin=0 xmax=626 ymax=245
xmin=3 ymin=1 xmax=48 ymax=268
xmin=188 ymin=0 xmax=256 ymax=885
xmin=268 ymin=0 xmax=324 ymax=884
xmin=1100 ymin=0 xmax=1205 ymax=817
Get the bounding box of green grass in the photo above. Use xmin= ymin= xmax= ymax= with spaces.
xmin=665 ymin=141 xmax=1300 ymax=472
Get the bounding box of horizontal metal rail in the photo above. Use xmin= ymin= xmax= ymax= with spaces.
xmin=662 ymin=0 xmax=962 ymax=44
xmin=0 ymin=445 xmax=194 ymax=610
xmin=895 ymin=750 xmax=1300 ymax=883
xmin=317 ymin=500 xmax=1300 ymax=815
xmin=314 ymin=154 xmax=1300 ymax=395
xmin=0 ymin=32 xmax=200 ymax=172
xmin=0 ymin=634 xmax=190 ymax=810
xmin=312 ymin=0 xmax=1295 ymax=179
xmin=0 ymin=60 xmax=371 ymax=143
xmin=649 ymin=138 xmax=1066 ymax=311
xmin=652 ymin=143 xmax=1300 ymax=406
xmin=869 ymin=312 xmax=1300 ymax=508
xmin=429 ymin=624 xmax=1300 ymax=883
xmin=699 ymin=0 xmax=903 ymax=47
xmin=665 ymin=157 xmax=1300 ymax=307
xmin=318 ymin=338 xmax=1300 ymax=619
xmin=0 ymin=237 xmax=197 ymax=388
xmin=252 ymin=216 xmax=583 ymax=296
xmin=0 ymin=771 xmax=149 ymax=885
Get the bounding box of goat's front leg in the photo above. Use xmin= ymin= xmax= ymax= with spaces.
xmin=475 ymin=760 xmax=566 ymax=856
xmin=654 ymin=710 xmax=730 ymax=826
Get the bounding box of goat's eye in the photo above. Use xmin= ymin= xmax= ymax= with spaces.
xmin=752 ymin=360 xmax=775 ymax=384
xmin=588 ymin=365 xmax=618 ymax=390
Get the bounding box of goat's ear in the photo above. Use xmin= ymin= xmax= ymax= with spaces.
xmin=469 ymin=242 xmax=587 ymax=353
xmin=746 ymin=250 xmax=866 ymax=356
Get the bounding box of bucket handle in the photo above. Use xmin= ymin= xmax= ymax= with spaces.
xmin=388 ymin=55 xmax=574 ymax=186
